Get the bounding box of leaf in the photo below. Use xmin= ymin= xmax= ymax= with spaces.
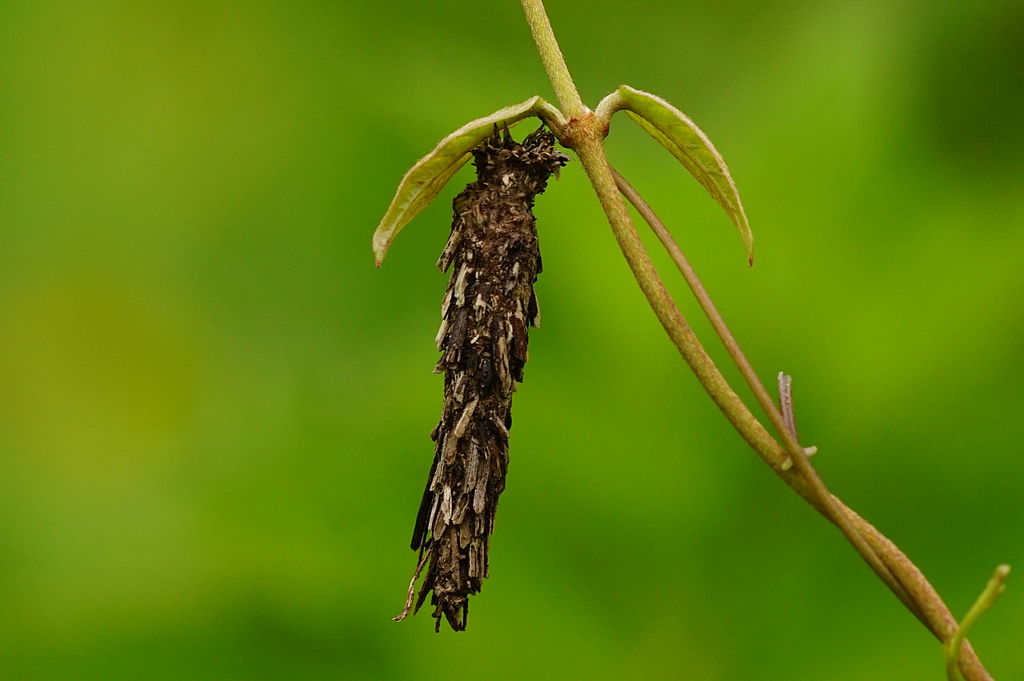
xmin=372 ymin=96 xmax=563 ymax=266
xmin=616 ymin=85 xmax=753 ymax=264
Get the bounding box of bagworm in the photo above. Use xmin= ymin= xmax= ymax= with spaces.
xmin=401 ymin=128 xmax=568 ymax=631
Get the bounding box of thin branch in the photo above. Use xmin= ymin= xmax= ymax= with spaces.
xmin=517 ymin=3 xmax=1003 ymax=679
xmin=610 ymin=167 xmax=925 ymax=621
xmin=520 ymin=0 xmax=586 ymax=117
xmin=611 ymin=167 xmax=1002 ymax=679
xmin=946 ymin=565 xmax=1010 ymax=680
xmin=573 ymin=140 xmax=784 ymax=463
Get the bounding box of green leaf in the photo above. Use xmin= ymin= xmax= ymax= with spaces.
xmin=372 ymin=96 xmax=563 ymax=266
xmin=616 ymin=85 xmax=753 ymax=264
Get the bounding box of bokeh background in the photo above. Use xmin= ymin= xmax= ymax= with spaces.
xmin=0 ymin=1 xmax=1022 ymax=679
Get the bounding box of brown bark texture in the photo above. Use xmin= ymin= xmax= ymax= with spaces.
xmin=408 ymin=128 xmax=568 ymax=631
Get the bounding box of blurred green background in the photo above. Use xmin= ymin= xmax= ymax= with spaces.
xmin=0 ymin=1 xmax=1021 ymax=679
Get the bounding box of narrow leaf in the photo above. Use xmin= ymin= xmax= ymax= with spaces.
xmin=617 ymin=85 xmax=753 ymax=264
xmin=373 ymin=96 xmax=560 ymax=265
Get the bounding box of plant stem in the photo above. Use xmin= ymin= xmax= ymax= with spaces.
xmin=611 ymin=168 xmax=920 ymax=616
xmin=610 ymin=161 xmax=995 ymax=675
xmin=946 ymin=565 xmax=1010 ymax=680
xmin=575 ymin=138 xmax=784 ymax=460
xmin=520 ymin=0 xmax=587 ymax=117
xmin=521 ymin=0 xmax=780 ymax=468
xmin=611 ymin=167 xmax=999 ymax=680
xmin=518 ymin=3 xmax=1000 ymax=679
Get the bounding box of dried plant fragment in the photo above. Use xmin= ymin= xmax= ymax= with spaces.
xmin=400 ymin=127 xmax=567 ymax=632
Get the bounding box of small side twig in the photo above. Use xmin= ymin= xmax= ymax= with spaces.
xmin=777 ymin=371 xmax=817 ymax=471
xmin=778 ymin=372 xmax=797 ymax=438
xmin=946 ymin=565 xmax=1011 ymax=681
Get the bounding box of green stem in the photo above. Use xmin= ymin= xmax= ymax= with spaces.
xmin=574 ymin=138 xmax=782 ymax=460
xmin=602 ymin=154 xmax=993 ymax=681
xmin=611 ymin=172 xmax=1004 ymax=681
xmin=946 ymin=565 xmax=1010 ymax=681
xmin=518 ymin=4 xmax=1001 ymax=679
xmin=610 ymin=168 xmax=922 ymax=621
xmin=520 ymin=0 xmax=587 ymax=117
xmin=520 ymin=0 xmax=782 ymax=481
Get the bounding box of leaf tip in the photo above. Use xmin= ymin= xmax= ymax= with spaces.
xmin=372 ymin=230 xmax=391 ymax=267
